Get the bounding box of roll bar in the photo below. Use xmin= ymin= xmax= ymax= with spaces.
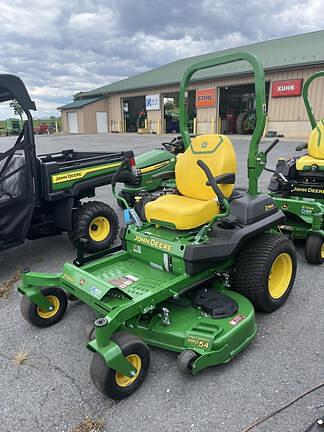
xmin=179 ymin=51 xmax=267 ymax=196
xmin=0 ymin=74 xmax=36 ymax=112
xmin=303 ymin=71 xmax=324 ymax=130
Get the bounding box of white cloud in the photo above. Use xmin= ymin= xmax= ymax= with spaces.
xmin=0 ymin=0 xmax=322 ymax=118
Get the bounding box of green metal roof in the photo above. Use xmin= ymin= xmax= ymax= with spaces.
xmin=76 ymin=31 xmax=324 ymax=99
xmin=58 ymin=96 xmax=104 ymax=110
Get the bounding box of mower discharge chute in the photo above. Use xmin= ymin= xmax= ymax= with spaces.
xmin=268 ymin=71 xmax=324 ymax=264
xmin=19 ymin=51 xmax=297 ymax=400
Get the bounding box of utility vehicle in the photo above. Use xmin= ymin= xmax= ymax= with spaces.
xmin=0 ymin=75 xmax=135 ymax=253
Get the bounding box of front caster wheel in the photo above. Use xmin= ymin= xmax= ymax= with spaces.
xmin=90 ymin=332 xmax=150 ymax=400
xmin=305 ymin=234 xmax=324 ymax=265
xmin=177 ymin=350 xmax=198 ymax=374
xmin=84 ymin=323 xmax=95 ymax=341
xmin=20 ymin=287 xmax=68 ymax=328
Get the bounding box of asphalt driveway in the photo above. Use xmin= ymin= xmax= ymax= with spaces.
xmin=0 ymin=133 xmax=323 ymax=432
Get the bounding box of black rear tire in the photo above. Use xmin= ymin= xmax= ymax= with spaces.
xmin=236 ymin=112 xmax=249 ymax=134
xmin=90 ymin=332 xmax=150 ymax=400
xmin=71 ymin=201 xmax=119 ymax=253
xmin=230 ymin=233 xmax=297 ymax=313
xmin=305 ymin=234 xmax=324 ymax=265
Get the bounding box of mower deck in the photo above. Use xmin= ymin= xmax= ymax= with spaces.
xmin=120 ymin=289 xmax=256 ymax=374
xmin=273 ymin=195 xmax=324 ymax=239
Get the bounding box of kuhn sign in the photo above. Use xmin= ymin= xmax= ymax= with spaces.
xmin=196 ymin=88 xmax=216 ymax=107
xmin=272 ymin=79 xmax=303 ymax=97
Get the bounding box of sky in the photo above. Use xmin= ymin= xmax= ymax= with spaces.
xmin=0 ymin=0 xmax=322 ymax=119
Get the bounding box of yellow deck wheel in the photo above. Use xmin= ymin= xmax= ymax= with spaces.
xmin=321 ymin=243 xmax=324 ymax=259
xmin=268 ymin=253 xmax=293 ymax=299
xmin=37 ymin=295 xmax=60 ymax=319
xmin=89 ymin=216 xmax=110 ymax=242
xmin=115 ymin=354 xmax=142 ymax=387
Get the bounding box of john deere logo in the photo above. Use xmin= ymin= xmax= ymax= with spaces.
xmin=201 ymin=142 xmax=208 ymax=148
xmin=282 ymin=203 xmax=288 ymax=209
xmin=79 ymin=278 xmax=86 ymax=286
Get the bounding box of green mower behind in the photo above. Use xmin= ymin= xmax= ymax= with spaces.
xmin=268 ymin=71 xmax=324 ymax=264
xmin=19 ymin=51 xmax=297 ymax=400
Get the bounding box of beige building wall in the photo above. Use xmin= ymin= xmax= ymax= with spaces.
xmin=61 ymin=65 xmax=324 ymax=138
xmin=81 ymin=98 xmax=109 ymax=134
xmin=61 ymin=98 xmax=109 ymax=134
xmin=266 ymin=66 xmax=324 ymax=138
xmin=61 ymin=109 xmax=84 ymax=133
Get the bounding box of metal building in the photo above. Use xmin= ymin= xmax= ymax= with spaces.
xmin=59 ymin=31 xmax=324 ymax=139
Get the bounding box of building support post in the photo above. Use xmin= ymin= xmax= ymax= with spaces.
xmin=193 ymin=117 xmax=197 ymax=134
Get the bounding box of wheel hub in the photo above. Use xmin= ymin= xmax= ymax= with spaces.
xmin=89 ymin=216 xmax=110 ymax=242
xmin=37 ymin=295 xmax=60 ymax=319
xmin=115 ymin=354 xmax=141 ymax=387
xmin=268 ymin=253 xmax=293 ymax=299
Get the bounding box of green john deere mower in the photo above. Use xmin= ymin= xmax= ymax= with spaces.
xmin=117 ymin=135 xmax=184 ymax=209
xmin=19 ymin=51 xmax=297 ymax=400
xmin=268 ymin=71 xmax=324 ymax=264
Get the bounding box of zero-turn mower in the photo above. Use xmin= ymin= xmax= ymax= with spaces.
xmin=19 ymin=51 xmax=297 ymax=400
xmin=118 ymin=135 xmax=184 ymax=209
xmin=268 ymin=71 xmax=324 ymax=264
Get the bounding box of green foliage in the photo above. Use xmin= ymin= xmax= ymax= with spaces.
xmin=9 ymin=99 xmax=24 ymax=121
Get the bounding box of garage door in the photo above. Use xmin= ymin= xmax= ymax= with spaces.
xmin=67 ymin=112 xmax=79 ymax=134
xmin=96 ymin=112 xmax=108 ymax=133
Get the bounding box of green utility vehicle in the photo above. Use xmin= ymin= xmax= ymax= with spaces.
xmin=0 ymin=75 xmax=136 ymax=253
xmin=0 ymin=118 xmax=23 ymax=136
xmin=118 ymin=135 xmax=184 ymax=208
xmin=268 ymin=71 xmax=324 ymax=264
xmin=19 ymin=52 xmax=297 ymax=400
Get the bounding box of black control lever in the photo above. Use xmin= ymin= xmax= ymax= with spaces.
xmin=295 ymin=142 xmax=308 ymax=151
xmin=264 ymin=138 xmax=280 ymax=156
xmin=197 ymin=160 xmax=226 ymax=205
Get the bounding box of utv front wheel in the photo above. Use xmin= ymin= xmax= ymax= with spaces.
xmin=90 ymin=332 xmax=150 ymax=400
xmin=305 ymin=234 xmax=324 ymax=265
xmin=71 ymin=201 xmax=119 ymax=253
xmin=230 ymin=233 xmax=297 ymax=312
xmin=20 ymin=287 xmax=68 ymax=328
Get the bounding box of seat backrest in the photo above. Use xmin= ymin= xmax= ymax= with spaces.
xmin=0 ymin=154 xmax=26 ymax=197
xmin=175 ymin=134 xmax=237 ymax=201
xmin=308 ymin=119 xmax=324 ymax=159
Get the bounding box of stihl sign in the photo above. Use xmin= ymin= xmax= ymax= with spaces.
xmin=272 ymin=79 xmax=303 ymax=97
xmin=196 ymin=88 xmax=216 ymax=107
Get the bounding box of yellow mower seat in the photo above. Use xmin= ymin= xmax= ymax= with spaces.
xmin=145 ymin=194 xmax=220 ymax=230
xmin=145 ymin=134 xmax=237 ymax=230
xmin=296 ymin=120 xmax=324 ymax=171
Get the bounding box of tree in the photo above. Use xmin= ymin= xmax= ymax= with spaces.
xmin=9 ymin=99 xmax=23 ymax=122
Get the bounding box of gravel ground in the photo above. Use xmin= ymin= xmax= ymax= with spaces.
xmin=0 ymin=133 xmax=323 ymax=432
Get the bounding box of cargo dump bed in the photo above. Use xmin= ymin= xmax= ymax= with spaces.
xmin=37 ymin=149 xmax=135 ymax=200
